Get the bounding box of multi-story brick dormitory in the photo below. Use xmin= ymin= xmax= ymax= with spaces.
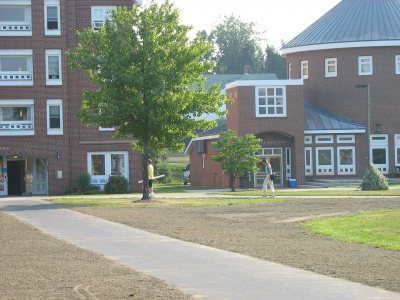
xmin=187 ymin=0 xmax=400 ymax=189
xmin=0 ymin=0 xmax=142 ymax=196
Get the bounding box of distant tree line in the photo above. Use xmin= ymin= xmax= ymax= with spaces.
xmin=198 ymin=15 xmax=287 ymax=78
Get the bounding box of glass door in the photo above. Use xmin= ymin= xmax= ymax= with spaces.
xmin=0 ymin=156 xmax=7 ymax=196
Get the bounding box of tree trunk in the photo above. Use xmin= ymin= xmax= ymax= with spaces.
xmin=229 ymin=174 xmax=236 ymax=192
xmin=142 ymin=139 xmax=150 ymax=200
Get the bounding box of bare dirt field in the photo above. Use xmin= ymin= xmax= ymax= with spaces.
xmin=73 ymin=197 xmax=400 ymax=293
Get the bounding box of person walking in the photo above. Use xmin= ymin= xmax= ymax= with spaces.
xmin=147 ymin=159 xmax=155 ymax=198
xmin=262 ymin=158 xmax=275 ymax=198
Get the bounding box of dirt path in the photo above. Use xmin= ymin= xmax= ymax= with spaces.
xmin=73 ymin=197 xmax=400 ymax=293
xmin=0 ymin=212 xmax=193 ymax=300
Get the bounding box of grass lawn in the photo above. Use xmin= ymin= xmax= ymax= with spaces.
xmin=303 ymin=210 xmax=400 ymax=251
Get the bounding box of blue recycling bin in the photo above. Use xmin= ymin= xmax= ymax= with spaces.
xmin=288 ymin=178 xmax=297 ymax=188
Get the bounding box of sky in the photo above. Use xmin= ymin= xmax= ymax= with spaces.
xmin=151 ymin=0 xmax=342 ymax=49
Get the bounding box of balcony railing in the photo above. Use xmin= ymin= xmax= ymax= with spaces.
xmin=0 ymin=74 xmax=32 ymax=81
xmin=0 ymin=122 xmax=33 ymax=130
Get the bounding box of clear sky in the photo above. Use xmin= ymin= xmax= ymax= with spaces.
xmin=151 ymin=0 xmax=342 ymax=49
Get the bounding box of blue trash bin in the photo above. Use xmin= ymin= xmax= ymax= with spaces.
xmin=288 ymin=178 xmax=297 ymax=188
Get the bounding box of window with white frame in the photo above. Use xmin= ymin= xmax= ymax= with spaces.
xmin=337 ymin=146 xmax=356 ymax=175
xmin=0 ymin=50 xmax=33 ymax=86
xmin=46 ymin=99 xmax=63 ymax=135
xmin=301 ymin=60 xmax=308 ymax=79
xmin=371 ymin=134 xmax=388 ymax=173
xmin=44 ymin=0 xmax=60 ymax=35
xmin=337 ymin=135 xmax=355 ymax=143
xmin=396 ymin=55 xmax=400 ymax=75
xmin=88 ymin=151 xmax=129 ymax=187
xmin=0 ymin=3 xmax=32 ymax=36
xmin=316 ymin=147 xmax=334 ymax=175
xmin=316 ymin=135 xmax=333 ymax=144
xmin=91 ymin=6 xmax=115 ymax=31
xmin=286 ymin=147 xmax=292 ymax=179
xmin=395 ymin=134 xmax=400 ymax=166
xmin=304 ymin=135 xmax=312 ymax=144
xmin=358 ymin=56 xmax=373 ymax=75
xmin=46 ymin=50 xmax=62 ymax=85
xmin=325 ymin=58 xmax=337 ymax=77
xmin=256 ymin=86 xmax=286 ymax=117
xmin=0 ymin=99 xmax=34 ymax=136
xmin=305 ymin=147 xmax=313 ymax=176
xmin=287 ymin=62 xmax=291 ymax=79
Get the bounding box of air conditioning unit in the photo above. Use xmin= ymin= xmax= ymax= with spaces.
xmin=93 ymin=20 xmax=103 ymax=30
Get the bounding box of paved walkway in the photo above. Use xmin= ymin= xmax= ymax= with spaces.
xmin=1 ymin=197 xmax=400 ymax=300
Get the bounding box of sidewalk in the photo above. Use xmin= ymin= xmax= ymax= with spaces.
xmin=2 ymin=197 xmax=400 ymax=300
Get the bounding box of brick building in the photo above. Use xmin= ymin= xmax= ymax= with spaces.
xmin=187 ymin=0 xmax=400 ymax=188
xmin=0 ymin=0 xmax=142 ymax=196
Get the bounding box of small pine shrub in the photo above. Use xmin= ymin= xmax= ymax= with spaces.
xmin=65 ymin=173 xmax=102 ymax=195
xmin=104 ymin=175 xmax=129 ymax=194
xmin=361 ymin=164 xmax=389 ymax=191
xmin=78 ymin=173 xmax=91 ymax=189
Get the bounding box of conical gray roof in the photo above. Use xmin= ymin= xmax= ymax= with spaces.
xmin=282 ymin=0 xmax=400 ymax=53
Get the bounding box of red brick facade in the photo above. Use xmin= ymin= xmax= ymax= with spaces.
xmin=0 ymin=1 xmax=142 ymax=195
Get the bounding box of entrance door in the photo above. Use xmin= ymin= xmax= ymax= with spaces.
xmin=0 ymin=156 xmax=7 ymax=196
xmin=7 ymin=160 xmax=25 ymax=195
xmin=269 ymin=157 xmax=282 ymax=186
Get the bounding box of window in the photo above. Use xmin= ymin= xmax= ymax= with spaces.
xmin=256 ymin=86 xmax=286 ymax=117
xmin=305 ymin=147 xmax=313 ymax=176
xmin=316 ymin=147 xmax=334 ymax=175
xmin=287 ymin=62 xmax=291 ymax=79
xmin=44 ymin=0 xmax=60 ymax=35
xmin=337 ymin=135 xmax=355 ymax=144
xmin=337 ymin=146 xmax=355 ymax=175
xmin=316 ymin=135 xmax=333 ymax=144
xmin=396 ymin=55 xmax=400 ymax=75
xmin=46 ymin=50 xmax=62 ymax=85
xmin=88 ymin=152 xmax=129 ymax=187
xmin=0 ymin=99 xmax=34 ymax=136
xmin=301 ymin=60 xmax=308 ymax=79
xmin=0 ymin=4 xmax=32 ymax=36
xmin=0 ymin=50 xmax=33 ymax=86
xmin=286 ymin=148 xmax=292 ymax=179
xmin=304 ymin=136 xmax=312 ymax=144
xmin=358 ymin=56 xmax=373 ymax=75
xmin=371 ymin=134 xmax=388 ymax=173
xmin=46 ymin=99 xmax=63 ymax=135
xmin=91 ymin=6 xmax=115 ymax=31
xmin=325 ymin=58 xmax=337 ymax=77
xmin=395 ymin=135 xmax=400 ymax=166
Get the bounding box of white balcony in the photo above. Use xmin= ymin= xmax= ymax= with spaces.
xmin=0 ymin=24 xmax=31 ymax=31
xmin=0 ymin=73 xmax=32 ymax=80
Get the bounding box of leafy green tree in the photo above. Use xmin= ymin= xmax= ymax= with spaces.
xmin=66 ymin=1 xmax=226 ymax=199
xmin=264 ymin=45 xmax=287 ymax=79
xmin=213 ymin=130 xmax=261 ymax=191
xmin=206 ymin=15 xmax=265 ymax=74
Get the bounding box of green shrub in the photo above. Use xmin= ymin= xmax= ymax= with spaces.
xmin=65 ymin=173 xmax=102 ymax=195
xmin=104 ymin=175 xmax=129 ymax=194
xmin=78 ymin=172 xmax=91 ymax=189
xmin=157 ymin=162 xmax=185 ymax=184
xmin=361 ymin=164 xmax=389 ymax=191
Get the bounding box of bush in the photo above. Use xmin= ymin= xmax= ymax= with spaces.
xmin=157 ymin=162 xmax=185 ymax=184
xmin=104 ymin=175 xmax=129 ymax=194
xmin=361 ymin=164 xmax=389 ymax=191
xmin=65 ymin=173 xmax=102 ymax=195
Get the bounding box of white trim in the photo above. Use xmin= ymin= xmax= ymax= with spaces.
xmin=300 ymin=60 xmax=308 ymax=79
xmin=358 ymin=56 xmax=373 ymax=76
xmin=370 ymin=134 xmax=389 ymax=174
xmin=285 ymin=147 xmax=292 ymax=179
xmin=0 ymin=1 xmax=31 ymax=5
xmin=395 ymin=134 xmax=400 ymax=166
xmin=337 ymin=146 xmax=356 ymax=175
xmin=46 ymin=99 xmax=63 ymax=135
xmin=281 ymin=40 xmax=400 ymax=56
xmin=226 ymin=79 xmax=303 ymax=89
xmin=0 ymin=99 xmax=33 ymax=105
xmin=305 ymin=147 xmax=313 ymax=176
xmin=315 ymin=135 xmax=333 ymax=144
xmin=304 ymin=135 xmax=312 ymax=144
xmin=0 ymin=49 xmax=32 ymax=55
xmin=337 ymin=135 xmax=355 ymax=144
xmin=44 ymin=0 xmax=61 ymax=36
xmin=316 ymin=147 xmax=334 ymax=176
xmin=305 ymin=129 xmax=365 ymax=134
xmin=45 ymin=49 xmax=62 ymax=85
xmin=325 ymin=58 xmax=337 ymax=77
xmin=184 ymin=134 xmax=220 ymax=154
xmin=396 ymin=55 xmax=400 ymax=75
xmin=256 ymin=86 xmax=287 ymax=118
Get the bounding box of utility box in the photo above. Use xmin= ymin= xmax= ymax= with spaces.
xmin=288 ymin=178 xmax=297 ymax=188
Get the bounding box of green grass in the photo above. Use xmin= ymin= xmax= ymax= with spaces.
xmin=303 ymin=210 xmax=400 ymax=251
xmin=218 ymin=188 xmax=400 ymax=197
xmin=46 ymin=195 xmax=294 ymax=208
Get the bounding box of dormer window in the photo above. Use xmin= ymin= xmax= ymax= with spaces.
xmin=358 ymin=56 xmax=373 ymax=76
xmin=0 ymin=3 xmax=32 ymax=36
xmin=325 ymin=58 xmax=337 ymax=77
